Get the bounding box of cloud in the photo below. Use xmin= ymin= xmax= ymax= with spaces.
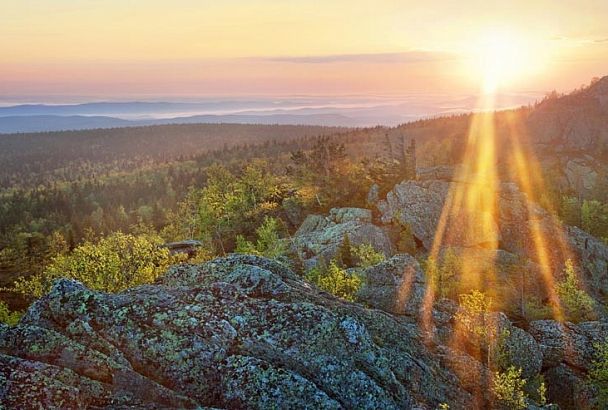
xmin=258 ymin=50 xmax=455 ymax=64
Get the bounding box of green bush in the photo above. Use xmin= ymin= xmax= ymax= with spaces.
xmin=455 ymin=290 xmax=492 ymax=337
xmin=556 ymin=259 xmax=596 ymax=322
xmin=352 ymin=243 xmax=385 ymax=268
xmin=581 ymin=200 xmax=608 ymax=241
xmin=337 ymin=234 xmax=354 ymax=268
xmin=523 ymin=296 xmax=553 ymax=321
xmin=424 ymin=248 xmax=460 ymax=299
xmin=0 ymin=301 xmax=22 ymax=326
xmin=306 ymin=260 xmax=362 ymax=301
xmin=235 ymin=216 xmax=287 ymax=260
xmin=560 ymin=196 xmax=582 ymax=227
xmin=11 ymin=232 xmax=177 ymax=297
xmin=589 ymin=340 xmax=608 ymax=407
xmin=492 ymin=366 xmax=528 ymax=410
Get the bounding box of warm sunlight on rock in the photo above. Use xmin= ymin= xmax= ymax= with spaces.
xmin=2 ymin=2 xmax=608 ymax=409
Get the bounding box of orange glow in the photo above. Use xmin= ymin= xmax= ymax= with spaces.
xmin=2 ymin=1 xmax=608 ymax=97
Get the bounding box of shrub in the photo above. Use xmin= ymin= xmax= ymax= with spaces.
xmin=455 ymin=290 xmax=492 ymax=337
xmin=581 ymin=200 xmax=608 ymax=241
xmin=556 ymin=259 xmax=596 ymax=322
xmin=305 ymin=260 xmax=362 ymax=301
xmin=337 ymin=234 xmax=354 ymax=268
xmin=235 ymin=216 xmax=287 ymax=260
xmin=560 ymin=196 xmax=581 ymax=227
xmin=589 ymin=340 xmax=608 ymax=407
xmin=523 ymin=296 xmax=553 ymax=321
xmin=11 ymin=232 xmax=176 ymax=297
xmin=492 ymin=366 xmax=528 ymax=410
xmin=0 ymin=301 xmax=22 ymax=326
xmin=352 ymin=244 xmax=385 ymax=268
xmin=424 ymin=248 xmax=460 ymax=299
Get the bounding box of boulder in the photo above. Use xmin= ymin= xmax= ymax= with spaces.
xmin=328 ymin=207 xmax=372 ymax=224
xmin=528 ymin=320 xmax=608 ymax=371
xmin=377 ymin=180 xmax=500 ymax=250
xmin=417 ymin=165 xmax=456 ymax=182
xmin=162 ymin=240 xmax=203 ymax=258
xmin=543 ymin=364 xmax=598 ymax=410
xmin=366 ymin=183 xmax=380 ymax=207
xmin=292 ymin=207 xmax=393 ymax=268
xmin=565 ymin=157 xmax=598 ymax=193
xmin=377 ymin=178 xmax=608 ymax=313
xmin=0 ymin=255 xmax=475 ymax=409
xmin=566 ymin=226 xmax=608 ymax=300
xmin=356 ymin=254 xmax=427 ymax=319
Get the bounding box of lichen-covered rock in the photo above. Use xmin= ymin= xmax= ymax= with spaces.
xmin=528 ymin=320 xmax=608 ymax=371
xmin=376 ymin=178 xmax=608 ymax=313
xmin=356 ymin=254 xmax=427 ymax=319
xmin=329 ymin=207 xmax=372 ymax=224
xmin=0 ymin=254 xmax=474 ymax=409
xmin=566 ymin=226 xmax=608 ymax=300
xmin=292 ymin=207 xmax=393 ymax=268
xmin=377 ymin=180 xmax=499 ymax=250
xmin=543 ymin=364 xmax=599 ymax=410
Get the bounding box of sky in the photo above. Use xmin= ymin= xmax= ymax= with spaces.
xmin=2 ymin=0 xmax=608 ymax=101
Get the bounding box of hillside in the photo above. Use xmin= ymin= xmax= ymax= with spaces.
xmin=1 ymin=78 xmax=608 ymax=409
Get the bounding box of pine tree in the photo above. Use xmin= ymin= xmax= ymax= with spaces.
xmin=337 ymin=234 xmax=354 ymax=268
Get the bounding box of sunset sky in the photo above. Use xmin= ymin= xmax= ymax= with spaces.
xmin=3 ymin=0 xmax=608 ymax=100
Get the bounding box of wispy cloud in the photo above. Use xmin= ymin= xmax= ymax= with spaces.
xmin=258 ymin=50 xmax=455 ymax=64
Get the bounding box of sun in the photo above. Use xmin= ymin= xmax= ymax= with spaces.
xmin=470 ymin=29 xmax=544 ymax=94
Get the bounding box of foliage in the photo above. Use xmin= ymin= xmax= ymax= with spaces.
xmin=589 ymin=340 xmax=608 ymax=407
xmin=581 ymin=200 xmax=608 ymax=242
xmin=186 ymin=161 xmax=284 ymax=254
xmin=523 ymin=296 xmax=553 ymax=321
xmin=537 ymin=376 xmax=547 ymax=406
xmin=11 ymin=232 xmax=176 ymax=297
xmin=492 ymin=329 xmax=513 ymax=372
xmin=235 ymin=216 xmax=288 ymax=260
xmin=556 ymin=259 xmax=596 ymax=322
xmin=492 ymin=366 xmax=528 ymax=410
xmin=0 ymin=301 xmax=22 ymax=326
xmin=337 ymin=234 xmax=354 ymax=268
xmin=455 ymin=290 xmax=492 ymax=337
xmin=560 ymin=196 xmax=582 ymax=227
xmin=305 ymin=260 xmax=362 ymax=302
xmin=425 ymin=248 xmax=460 ymax=299
xmin=558 ymin=196 xmax=608 ymax=242
xmin=352 ymin=244 xmax=385 ymax=268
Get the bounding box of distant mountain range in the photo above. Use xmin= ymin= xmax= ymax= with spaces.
xmin=0 ymin=113 xmax=359 ymax=134
xmin=0 ymin=94 xmax=541 ymax=133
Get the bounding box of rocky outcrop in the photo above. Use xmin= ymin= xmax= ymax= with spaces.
xmin=565 ymin=156 xmax=599 ymax=192
xmin=356 ymin=255 xmax=427 ymax=318
xmin=528 ymin=320 xmax=608 ymax=408
xmin=354 ymin=251 xmax=606 ymax=409
xmin=292 ymin=207 xmax=393 ymax=268
xmin=0 ymin=255 xmax=475 ymax=409
xmin=376 ymin=177 xmax=608 ymax=308
xmin=1 ymin=254 xmax=605 ymax=409
xmin=525 ymin=77 xmax=608 ymax=198
xmin=377 ymin=180 xmax=500 ymax=250
xmin=162 ymin=239 xmax=203 ymax=257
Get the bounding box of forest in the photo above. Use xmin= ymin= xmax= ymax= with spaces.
xmin=1 ymin=99 xmax=608 ymax=409
xmin=1 ymin=110 xmax=608 ymax=315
